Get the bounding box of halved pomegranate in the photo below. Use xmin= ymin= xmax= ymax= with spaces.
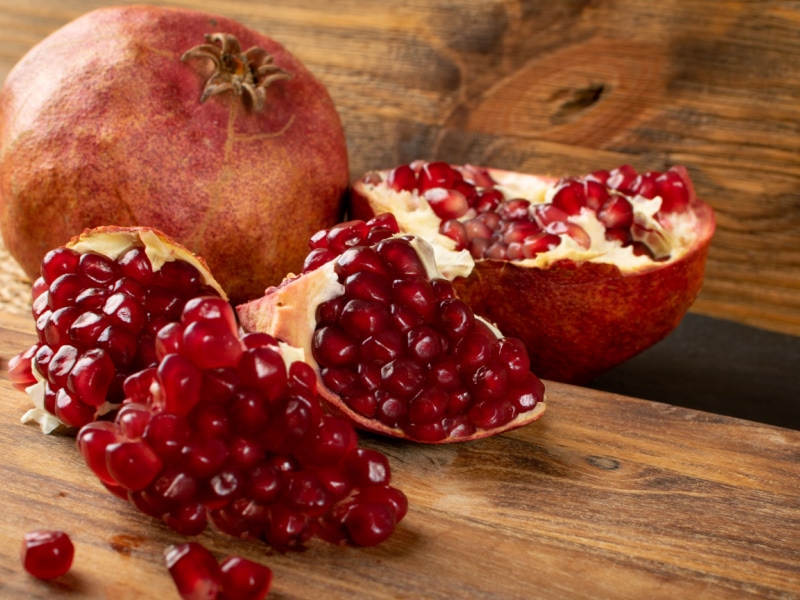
xmin=350 ymin=162 xmax=716 ymax=384
xmin=236 ymin=215 xmax=546 ymax=444
xmin=78 ymin=297 xmax=407 ymax=549
xmin=7 ymin=226 xmax=225 ymax=433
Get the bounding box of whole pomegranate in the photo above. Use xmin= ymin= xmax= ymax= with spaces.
xmin=350 ymin=162 xmax=716 ymax=384
xmin=0 ymin=5 xmax=348 ymax=304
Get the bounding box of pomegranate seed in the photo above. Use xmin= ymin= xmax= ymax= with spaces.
xmin=496 ymin=198 xmax=532 ymax=221
xmin=597 ymin=195 xmax=634 ymax=229
xmin=219 ymin=556 xmax=273 ymax=600
xmin=386 ymin=164 xmax=417 ymax=192
xmin=424 ymin=187 xmax=469 ymax=220
xmin=418 ymin=161 xmax=462 ymax=191
xmin=41 ymin=247 xmax=80 ymax=284
xmin=165 ymin=542 xmax=221 ymax=600
xmin=20 ymin=530 xmax=74 ymax=580
xmin=606 ymin=164 xmax=638 ymax=193
xmin=439 ymin=219 xmax=468 ymax=249
xmin=656 ymin=167 xmax=691 ymax=213
xmin=551 ymin=179 xmax=586 ymax=215
xmin=326 ymin=220 xmax=370 ymax=253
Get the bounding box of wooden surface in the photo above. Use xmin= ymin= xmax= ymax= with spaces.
xmin=0 ymin=311 xmax=799 ymax=599
xmin=0 ymin=0 xmax=799 ymax=335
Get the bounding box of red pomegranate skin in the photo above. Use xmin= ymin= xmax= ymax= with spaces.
xmin=0 ymin=5 xmax=348 ymax=304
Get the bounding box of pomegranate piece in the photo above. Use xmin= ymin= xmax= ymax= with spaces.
xmin=237 ymin=217 xmax=546 ymax=444
xmin=78 ymin=297 xmax=406 ymax=549
xmin=165 ymin=542 xmax=221 ymax=600
xmin=10 ymin=226 xmax=225 ymax=434
xmin=0 ymin=6 xmax=348 ymax=305
xmin=219 ymin=556 xmax=273 ymax=600
xmin=20 ymin=530 xmax=74 ymax=580
xmin=349 ymin=161 xmax=716 ymax=384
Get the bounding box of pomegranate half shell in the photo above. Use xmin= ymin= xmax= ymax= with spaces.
xmin=350 ymin=162 xmax=716 ymax=384
xmin=0 ymin=5 xmax=348 ymax=303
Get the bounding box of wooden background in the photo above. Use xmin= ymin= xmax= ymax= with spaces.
xmin=0 ymin=0 xmax=797 ymax=335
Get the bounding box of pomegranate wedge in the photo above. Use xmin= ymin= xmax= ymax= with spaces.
xmin=350 ymin=162 xmax=715 ymax=384
xmin=237 ymin=216 xmax=546 ymax=444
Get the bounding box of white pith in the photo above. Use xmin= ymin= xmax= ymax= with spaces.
xmin=22 ymin=228 xmax=227 ymax=434
xmin=359 ymin=170 xmax=702 ymax=276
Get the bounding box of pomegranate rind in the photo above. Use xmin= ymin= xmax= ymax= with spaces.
xmin=0 ymin=5 xmax=348 ymax=304
xmin=237 ymin=237 xmax=546 ymax=444
xmin=20 ymin=225 xmax=226 ymax=434
xmin=350 ymin=165 xmax=716 ymax=384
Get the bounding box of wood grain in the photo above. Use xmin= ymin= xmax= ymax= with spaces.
xmin=0 ymin=313 xmax=798 ymax=599
xmin=0 ymin=0 xmax=798 ymax=335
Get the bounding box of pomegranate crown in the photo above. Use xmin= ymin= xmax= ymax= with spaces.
xmin=181 ymin=32 xmax=293 ymax=112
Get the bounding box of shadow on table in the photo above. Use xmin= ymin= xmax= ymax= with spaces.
xmin=588 ymin=313 xmax=800 ymax=431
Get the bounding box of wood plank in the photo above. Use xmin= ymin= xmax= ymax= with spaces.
xmin=0 ymin=313 xmax=798 ymax=598
xmin=0 ymin=0 xmax=798 ymax=336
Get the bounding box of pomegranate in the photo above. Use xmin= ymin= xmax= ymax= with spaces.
xmin=77 ymin=297 xmax=407 ymax=549
xmin=236 ymin=215 xmax=546 ymax=444
xmin=349 ymin=162 xmax=716 ymax=384
xmin=20 ymin=530 xmax=74 ymax=580
xmin=165 ymin=543 xmax=273 ymax=600
xmin=0 ymin=5 xmax=348 ymax=304
xmin=7 ymin=226 xmax=225 ymax=433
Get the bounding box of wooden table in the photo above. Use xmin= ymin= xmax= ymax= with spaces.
xmin=1 ymin=311 xmax=799 ymax=599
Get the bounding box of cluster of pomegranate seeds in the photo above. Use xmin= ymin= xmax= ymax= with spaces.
xmin=8 ymin=240 xmax=221 ymax=429
xmin=20 ymin=530 xmax=74 ymax=580
xmin=302 ymin=217 xmax=544 ymax=443
xmin=165 ymin=542 xmax=273 ymax=600
xmin=384 ymin=161 xmax=693 ymax=261
xmin=77 ymin=297 xmax=407 ymax=549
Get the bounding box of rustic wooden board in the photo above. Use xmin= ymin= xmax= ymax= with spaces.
xmin=0 ymin=0 xmax=799 ymax=336
xmin=0 ymin=311 xmax=799 ymax=599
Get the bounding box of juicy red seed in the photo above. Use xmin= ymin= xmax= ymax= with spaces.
xmin=606 ymin=227 xmax=633 ymax=245
xmin=406 ymin=325 xmax=443 ymax=362
xmin=106 ymin=441 xmax=163 ymax=491
xmin=156 ymin=322 xmax=183 ymax=358
xmin=153 ymin=260 xmax=202 ymax=296
xmin=495 ymin=338 xmax=531 ymax=384
xmin=335 ymin=246 xmax=387 ymax=278
xmin=545 ymin=221 xmax=591 ymax=249
xmin=164 ymin=542 xmax=221 ymax=600
xmin=48 ymin=273 xmax=85 ymax=309
xmin=551 ymin=180 xmax=586 ymax=215
xmin=468 ymin=399 xmax=515 ymax=429
xmin=41 ymin=247 xmax=80 ymax=284
xmin=361 ymin=329 xmax=404 ymax=363
xmin=289 ymin=359 xmax=317 ymax=392
xmin=326 ymin=220 xmax=370 ymax=254
xmin=97 ymin=325 xmax=139 ymax=366
xmin=180 ymin=438 xmax=229 ymax=479
xmin=438 ymin=299 xmax=475 ymax=339
xmin=77 ymin=421 xmax=119 ymax=485
xmin=143 ymin=413 xmax=190 ymax=460
xmin=463 ymin=218 xmax=493 ymax=241
xmin=230 ymin=390 xmax=270 ymax=433
xmin=656 ymin=168 xmax=691 ymax=213
xmin=386 ymin=164 xmax=418 ymax=192
xmin=103 ymin=292 xmax=146 ymax=333
xmin=182 ymin=319 xmax=243 ymax=370
xmin=346 ymin=448 xmax=391 ymax=486
xmin=47 ymin=344 xmax=79 ymax=387
xmin=497 ymin=198 xmax=532 ymax=221
xmin=428 ymin=356 xmax=460 ymax=389
xmin=456 ymin=332 xmax=493 ymax=374
xmin=237 ymin=346 xmax=288 ymax=401
xmin=303 ymin=247 xmax=337 ymax=273
xmin=375 ymin=238 xmax=428 ymax=278
xmin=69 ymin=311 xmax=108 ymax=347
xmin=116 ymin=246 xmax=154 ymax=285
xmin=219 ymin=556 xmax=273 ymax=600
xmin=164 ymin=503 xmax=207 ymax=537
xmin=315 ymin=297 xmax=345 ymax=326
xmin=606 ymin=164 xmax=638 ymax=192
xmin=342 ymin=502 xmax=397 ymax=547
xmin=366 ymin=212 xmax=400 ymax=234
xmin=157 ymin=354 xmax=202 ymax=416
xmin=584 ymin=179 xmax=610 ymax=211
xmin=308 ymin=228 xmax=329 ymax=250
xmin=116 ymin=402 xmax=152 ymax=439
xmin=598 ymin=195 xmax=634 ymax=229
xmin=78 ymin=252 xmax=117 ymax=284
xmin=381 ymin=357 xmax=425 ymax=398
xmin=474 ymin=189 xmax=504 ymax=213
xmin=424 ymin=187 xmax=469 ymax=220
xmin=7 ymin=344 xmax=37 ymax=391
xmin=44 ymin=306 xmax=79 ymax=347
xmin=182 ymin=296 xmax=237 ymax=331
xmin=508 ymin=372 xmax=545 ymax=412
xmin=468 ymin=237 xmax=490 ymax=259
xmin=419 ymin=161 xmax=462 ymax=191
xmin=439 ymin=219 xmax=468 ymax=250
xmin=339 ymin=299 xmax=391 ymax=338
xmin=533 ymin=204 xmax=570 ymax=227
xmin=66 ymin=348 xmax=115 ymax=407
xmin=408 ymin=386 xmax=449 ymax=424
xmin=344 ymin=271 xmax=392 ymax=304
xmin=312 ymin=325 xmax=359 ymax=368
xmin=20 ymin=530 xmax=74 ymax=580
xmin=522 ymin=232 xmax=561 ymax=258
xmin=391 ymin=278 xmax=437 ymax=323
xmin=55 ymin=388 xmax=96 ymax=427
xmin=470 ymin=360 xmax=510 ymax=402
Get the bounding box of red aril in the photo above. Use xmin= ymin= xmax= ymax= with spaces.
xmin=236 ymin=216 xmax=546 ymax=443
xmin=349 ymin=161 xmax=715 ymax=384
xmin=165 ymin=542 xmax=221 ymax=600
xmin=78 ymin=298 xmax=406 ymax=549
xmin=20 ymin=530 xmax=74 ymax=580
xmin=8 ymin=226 xmax=225 ymax=433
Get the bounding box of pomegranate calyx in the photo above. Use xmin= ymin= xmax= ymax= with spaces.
xmin=181 ymin=32 xmax=293 ymax=112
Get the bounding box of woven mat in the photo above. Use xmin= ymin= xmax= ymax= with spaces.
xmin=0 ymin=239 xmax=33 ymax=316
